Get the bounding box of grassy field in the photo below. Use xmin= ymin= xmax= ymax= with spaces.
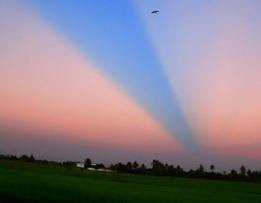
xmin=0 ymin=160 xmax=261 ymax=203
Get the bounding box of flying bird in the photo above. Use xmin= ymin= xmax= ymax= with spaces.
xmin=151 ymin=10 xmax=159 ymax=14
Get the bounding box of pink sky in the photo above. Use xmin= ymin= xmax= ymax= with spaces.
xmin=0 ymin=1 xmax=181 ymax=159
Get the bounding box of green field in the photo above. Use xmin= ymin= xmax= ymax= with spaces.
xmin=0 ymin=160 xmax=261 ymax=203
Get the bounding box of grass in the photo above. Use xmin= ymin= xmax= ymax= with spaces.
xmin=0 ymin=160 xmax=261 ymax=202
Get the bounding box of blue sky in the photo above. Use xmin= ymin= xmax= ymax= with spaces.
xmin=28 ymin=0 xmax=195 ymax=148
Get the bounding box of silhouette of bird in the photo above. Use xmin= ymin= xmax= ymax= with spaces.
xmin=151 ymin=10 xmax=159 ymax=14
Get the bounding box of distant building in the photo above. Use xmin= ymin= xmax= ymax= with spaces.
xmin=76 ymin=162 xmax=112 ymax=172
xmin=76 ymin=162 xmax=85 ymax=168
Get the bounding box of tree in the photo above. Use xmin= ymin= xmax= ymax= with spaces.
xmin=197 ymin=164 xmax=204 ymax=174
xmin=151 ymin=160 xmax=166 ymax=176
xmin=29 ymin=154 xmax=35 ymax=162
xmin=63 ymin=161 xmax=76 ymax=170
xmin=126 ymin=162 xmax=132 ymax=173
xmin=210 ymin=164 xmax=215 ymax=173
xmin=20 ymin=155 xmax=30 ymax=162
xmin=138 ymin=164 xmax=146 ymax=174
xmin=166 ymin=164 xmax=175 ymax=176
xmin=240 ymin=165 xmax=246 ymax=176
xmin=175 ymin=165 xmax=184 ymax=176
xmin=247 ymin=169 xmax=252 ymax=177
xmin=230 ymin=169 xmax=238 ymax=178
xmin=133 ymin=161 xmax=139 ymax=170
xmin=84 ymin=158 xmax=92 ymax=169
xmin=114 ymin=162 xmax=127 ymax=173
xmin=6 ymin=155 xmax=18 ymax=161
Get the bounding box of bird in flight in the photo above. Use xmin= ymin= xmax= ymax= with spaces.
xmin=151 ymin=10 xmax=159 ymax=14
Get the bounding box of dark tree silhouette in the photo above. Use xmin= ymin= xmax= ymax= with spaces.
xmin=29 ymin=154 xmax=35 ymax=162
xmin=138 ymin=164 xmax=146 ymax=174
xmin=63 ymin=161 xmax=76 ymax=170
xmin=2 ymin=152 xmax=261 ymax=183
xmin=175 ymin=165 xmax=184 ymax=176
xmin=230 ymin=169 xmax=238 ymax=178
xmin=240 ymin=165 xmax=246 ymax=176
xmin=210 ymin=164 xmax=215 ymax=173
xmin=196 ymin=164 xmax=204 ymax=176
xmin=247 ymin=169 xmax=252 ymax=177
xmin=20 ymin=155 xmax=31 ymax=162
xmin=84 ymin=158 xmax=92 ymax=169
xmin=151 ymin=160 xmax=166 ymax=176
xmin=126 ymin=162 xmax=132 ymax=173
xmin=133 ymin=161 xmax=139 ymax=170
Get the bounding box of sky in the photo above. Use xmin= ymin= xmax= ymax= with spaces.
xmin=0 ymin=0 xmax=261 ymax=170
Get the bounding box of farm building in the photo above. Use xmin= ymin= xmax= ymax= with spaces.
xmin=76 ymin=162 xmax=84 ymax=168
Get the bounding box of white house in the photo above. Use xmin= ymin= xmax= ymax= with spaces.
xmin=76 ymin=162 xmax=85 ymax=168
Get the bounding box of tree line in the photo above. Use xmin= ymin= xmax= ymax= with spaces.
xmin=109 ymin=160 xmax=261 ymax=182
xmin=1 ymin=154 xmax=261 ymax=182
